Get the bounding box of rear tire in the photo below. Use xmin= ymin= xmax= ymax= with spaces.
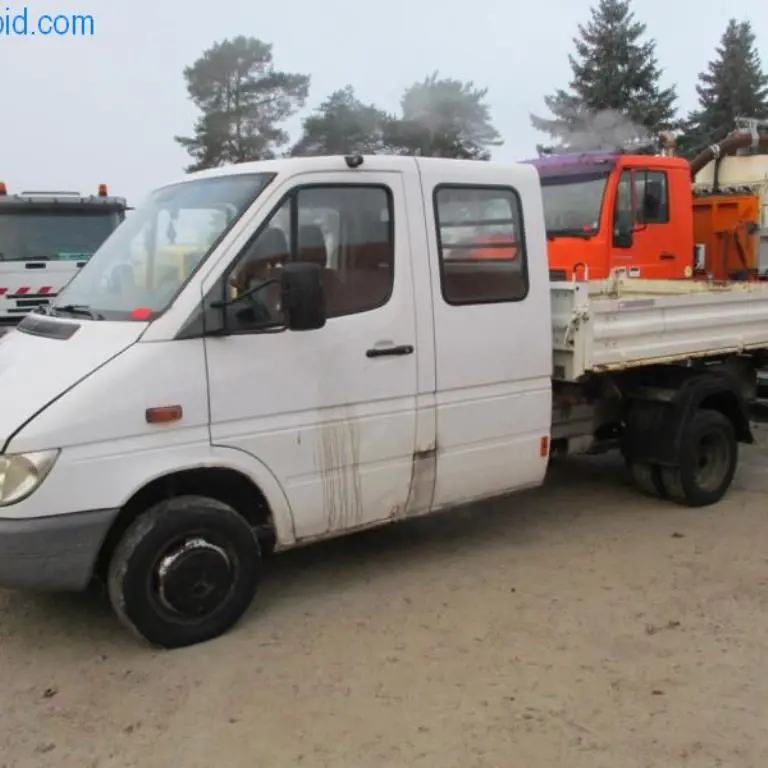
xmin=629 ymin=460 xmax=666 ymax=498
xmin=660 ymin=410 xmax=737 ymax=508
xmin=107 ymin=495 xmax=262 ymax=649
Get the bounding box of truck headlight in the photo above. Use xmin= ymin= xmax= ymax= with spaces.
xmin=0 ymin=450 xmax=59 ymax=506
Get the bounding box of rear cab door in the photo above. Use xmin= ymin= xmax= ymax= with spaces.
xmin=416 ymin=158 xmax=553 ymax=507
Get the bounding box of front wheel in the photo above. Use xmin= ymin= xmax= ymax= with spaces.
xmin=660 ymin=410 xmax=738 ymax=508
xmin=107 ymin=495 xmax=262 ymax=649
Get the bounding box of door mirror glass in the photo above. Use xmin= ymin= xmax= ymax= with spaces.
xmin=280 ymin=262 xmax=326 ymax=331
xmin=634 ymin=169 xmax=650 ymax=230
xmin=613 ymin=228 xmax=633 ymax=248
xmin=613 ymin=169 xmax=634 ymax=248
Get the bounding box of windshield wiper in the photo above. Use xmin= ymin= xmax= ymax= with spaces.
xmin=52 ymin=304 xmax=104 ymax=320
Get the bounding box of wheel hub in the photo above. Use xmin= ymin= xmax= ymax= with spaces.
xmin=156 ymin=538 xmax=233 ymax=617
xmin=694 ymin=433 xmax=728 ymax=491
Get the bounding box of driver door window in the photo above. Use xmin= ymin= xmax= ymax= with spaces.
xmin=226 ymin=200 xmax=291 ymax=328
xmin=226 ymin=185 xmax=394 ymax=332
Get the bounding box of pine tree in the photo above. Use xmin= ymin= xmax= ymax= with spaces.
xmin=384 ymin=72 xmax=502 ymax=160
xmin=174 ymin=36 xmax=310 ymax=172
xmin=531 ymin=0 xmax=677 ymax=154
xmin=290 ymin=86 xmax=389 ymax=156
xmin=682 ymin=19 xmax=768 ymax=152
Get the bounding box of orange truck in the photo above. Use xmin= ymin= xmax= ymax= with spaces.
xmin=520 ymin=121 xmax=768 ymax=282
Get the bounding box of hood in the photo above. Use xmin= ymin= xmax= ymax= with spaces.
xmin=0 ymin=319 xmax=145 ymax=449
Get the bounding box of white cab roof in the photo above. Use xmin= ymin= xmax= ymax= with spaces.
xmin=160 ymin=155 xmax=536 ymax=190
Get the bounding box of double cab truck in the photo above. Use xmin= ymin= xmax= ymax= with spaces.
xmin=0 ymin=154 xmax=767 ymax=649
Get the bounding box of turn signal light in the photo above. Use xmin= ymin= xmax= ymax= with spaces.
xmin=0 ymin=182 xmax=7 ymax=195
xmin=98 ymin=183 xmax=107 ymax=196
xmin=146 ymin=405 xmax=183 ymax=424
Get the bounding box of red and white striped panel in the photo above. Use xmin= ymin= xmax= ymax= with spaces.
xmin=0 ymin=286 xmax=55 ymax=297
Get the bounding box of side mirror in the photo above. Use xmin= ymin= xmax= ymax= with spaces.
xmin=613 ymin=228 xmax=633 ymax=249
xmin=633 ymin=170 xmax=652 ymax=230
xmin=280 ymin=262 xmax=326 ymax=331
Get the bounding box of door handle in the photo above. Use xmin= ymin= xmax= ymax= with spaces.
xmin=660 ymin=252 xmax=675 ymax=260
xmin=366 ymin=344 xmax=414 ymax=358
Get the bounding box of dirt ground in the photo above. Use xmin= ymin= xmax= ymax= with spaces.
xmin=3 ymin=432 xmax=768 ymax=768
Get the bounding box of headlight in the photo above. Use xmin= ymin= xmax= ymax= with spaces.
xmin=0 ymin=450 xmax=59 ymax=506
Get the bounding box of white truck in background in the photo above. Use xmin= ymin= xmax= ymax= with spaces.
xmin=0 ymin=182 xmax=128 ymax=330
xmin=0 ymin=154 xmax=767 ymax=650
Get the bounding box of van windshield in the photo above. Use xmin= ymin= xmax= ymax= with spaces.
xmin=50 ymin=173 xmax=274 ymax=321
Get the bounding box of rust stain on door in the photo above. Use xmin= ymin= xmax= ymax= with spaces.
xmin=316 ymin=419 xmax=363 ymax=532
xmin=402 ymin=443 xmax=437 ymax=518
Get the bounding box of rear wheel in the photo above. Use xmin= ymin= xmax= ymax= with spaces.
xmin=660 ymin=410 xmax=737 ymax=507
xmin=107 ymin=495 xmax=262 ymax=649
xmin=628 ymin=460 xmax=666 ymax=498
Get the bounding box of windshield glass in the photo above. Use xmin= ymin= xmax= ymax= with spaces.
xmin=0 ymin=210 xmax=122 ymax=261
xmin=51 ymin=173 xmax=273 ymax=320
xmin=540 ymin=172 xmax=609 ymax=234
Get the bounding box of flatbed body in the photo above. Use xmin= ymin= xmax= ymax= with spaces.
xmin=552 ymin=275 xmax=768 ymax=380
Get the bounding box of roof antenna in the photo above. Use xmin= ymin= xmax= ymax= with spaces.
xmin=344 ymin=154 xmax=364 ymax=169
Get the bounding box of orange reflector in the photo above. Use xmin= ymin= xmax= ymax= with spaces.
xmin=98 ymin=183 xmax=108 ymax=196
xmin=540 ymin=435 xmax=549 ymax=457
xmin=146 ymin=405 xmax=183 ymax=424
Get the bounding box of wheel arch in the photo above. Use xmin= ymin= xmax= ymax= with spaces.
xmin=94 ymin=461 xmax=293 ymax=582
xmin=622 ymin=371 xmax=753 ymax=467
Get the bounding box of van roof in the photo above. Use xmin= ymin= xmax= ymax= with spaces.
xmin=161 ymin=154 xmax=538 ymax=190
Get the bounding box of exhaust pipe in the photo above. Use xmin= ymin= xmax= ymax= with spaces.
xmin=689 ymin=128 xmax=768 ymax=179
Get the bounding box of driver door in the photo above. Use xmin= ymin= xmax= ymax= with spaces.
xmin=202 ymin=172 xmax=421 ymax=541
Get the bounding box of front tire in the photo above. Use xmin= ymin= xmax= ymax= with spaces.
xmin=107 ymin=495 xmax=262 ymax=649
xmin=660 ymin=410 xmax=737 ymax=508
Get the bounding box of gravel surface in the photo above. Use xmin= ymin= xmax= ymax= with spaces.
xmin=2 ymin=434 xmax=768 ymax=767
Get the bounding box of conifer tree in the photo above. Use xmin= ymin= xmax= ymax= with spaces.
xmin=531 ymin=0 xmax=677 ymax=154
xmin=682 ymin=19 xmax=768 ymax=152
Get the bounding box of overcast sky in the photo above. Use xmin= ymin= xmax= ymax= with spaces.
xmin=0 ymin=0 xmax=765 ymax=206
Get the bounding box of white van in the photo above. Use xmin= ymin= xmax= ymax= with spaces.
xmin=0 ymin=155 xmax=763 ymax=648
xmin=0 ymin=155 xmax=550 ymax=647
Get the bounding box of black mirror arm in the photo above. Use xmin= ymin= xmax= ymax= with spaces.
xmin=210 ymin=277 xmax=278 ymax=309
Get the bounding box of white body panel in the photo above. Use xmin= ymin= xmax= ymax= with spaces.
xmin=202 ymin=169 xmax=420 ymax=540
xmin=553 ymin=276 xmax=768 ymax=380
xmin=416 ymin=160 xmax=552 ymax=507
xmin=0 ymin=320 xmax=145 ymax=443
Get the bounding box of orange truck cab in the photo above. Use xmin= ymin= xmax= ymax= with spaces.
xmin=523 ymin=151 xmax=696 ymax=281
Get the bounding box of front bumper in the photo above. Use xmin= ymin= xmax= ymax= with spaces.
xmin=0 ymin=508 xmax=119 ymax=591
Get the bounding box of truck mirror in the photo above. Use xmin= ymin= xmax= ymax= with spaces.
xmin=280 ymin=262 xmax=326 ymax=331
xmin=633 ymin=169 xmax=652 ymax=230
xmin=613 ymin=227 xmax=633 ymax=249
